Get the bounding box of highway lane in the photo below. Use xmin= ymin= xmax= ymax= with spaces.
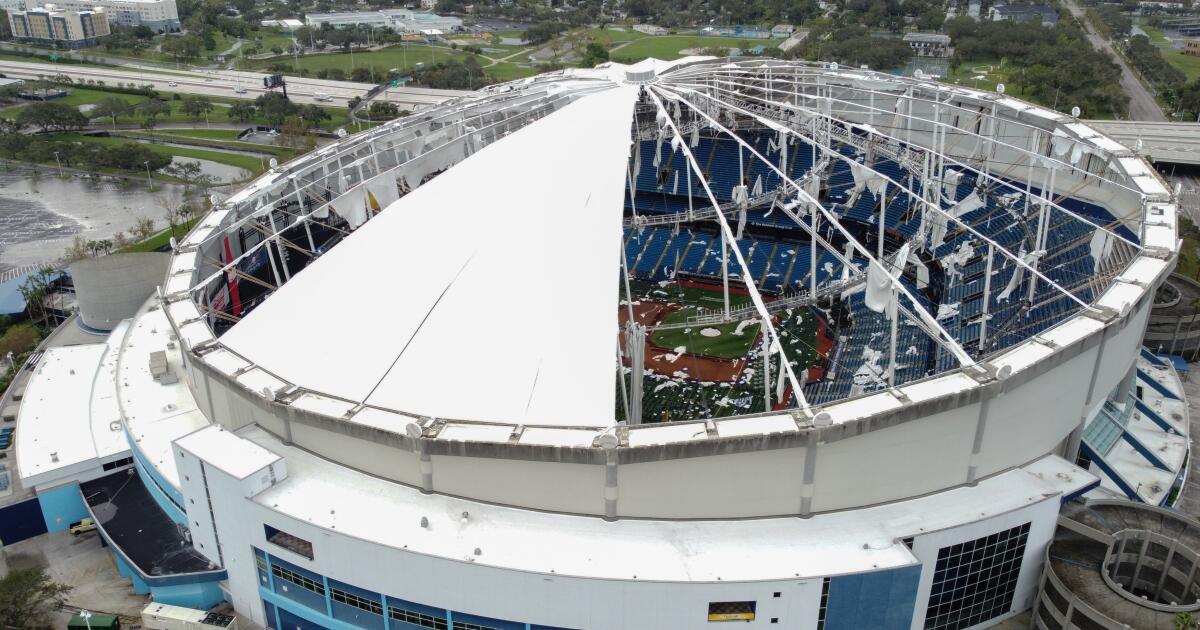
xmin=0 ymin=59 xmax=465 ymax=110
xmin=1087 ymin=119 xmax=1200 ymax=164
xmin=1063 ymin=0 xmax=1167 ymax=122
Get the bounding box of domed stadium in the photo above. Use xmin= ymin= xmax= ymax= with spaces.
xmin=6 ymin=57 xmax=1185 ymax=630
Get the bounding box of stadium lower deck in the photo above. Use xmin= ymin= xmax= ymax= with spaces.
xmin=621 ymin=126 xmax=1136 ymax=417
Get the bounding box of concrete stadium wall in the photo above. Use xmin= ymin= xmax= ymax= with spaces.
xmin=175 ymin=290 xmax=1153 ymax=520
xmin=70 ymin=252 xmax=170 ymax=332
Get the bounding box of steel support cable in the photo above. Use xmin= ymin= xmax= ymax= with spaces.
xmin=663 ymin=73 xmax=1145 ymax=248
xmin=662 ymin=83 xmax=1098 ymax=317
xmin=644 ymin=86 xmax=811 ymax=410
xmin=658 ymin=85 xmax=982 ymax=366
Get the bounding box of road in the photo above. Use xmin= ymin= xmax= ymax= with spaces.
xmin=1086 ymin=119 xmax=1200 ymax=164
xmin=1063 ymin=0 xmax=1167 ymax=121
xmin=0 ymin=59 xmax=466 ymax=110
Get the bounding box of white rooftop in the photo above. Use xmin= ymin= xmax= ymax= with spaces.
xmin=220 ymin=84 xmax=640 ymax=428
xmin=244 ymin=419 xmax=1094 ymax=582
xmin=117 ymin=303 xmax=211 ymax=488
xmin=16 ymin=330 xmax=129 ymax=487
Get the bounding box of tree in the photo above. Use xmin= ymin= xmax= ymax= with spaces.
xmin=92 ymin=96 xmax=131 ymax=128
xmin=131 ymin=216 xmax=156 ymax=241
xmin=227 ymin=101 xmax=256 ymax=123
xmin=350 ymin=67 xmax=375 ymax=82
xmin=523 ymin=21 xmax=567 ymax=45
xmin=17 ymin=102 xmax=87 ymax=132
xmin=276 ymin=115 xmax=314 ymax=150
xmin=141 ymin=98 xmax=171 ymax=120
xmin=180 ymin=95 xmax=214 ymax=120
xmin=254 ymin=92 xmax=298 ymax=125
xmin=367 ymin=100 xmax=399 ymax=120
xmin=161 ymin=34 xmax=204 ymax=63
xmin=581 ymin=42 xmax=609 ymax=67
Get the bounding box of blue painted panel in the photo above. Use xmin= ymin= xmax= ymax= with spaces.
xmin=262 ymin=589 xmax=364 ymax=630
xmin=330 ymin=602 xmax=384 ymax=630
xmin=273 ymin=576 xmax=327 ymax=613
xmin=265 ymin=601 xmax=279 ymax=630
xmin=450 ymin=611 xmax=523 ymax=630
xmin=279 ymin=607 xmax=331 ymax=630
xmin=38 ymin=483 xmax=88 ymax=532
xmin=127 ymin=426 xmax=186 ymax=514
xmin=329 ymin=579 xmax=385 ymax=630
xmin=824 ymin=565 xmax=921 ymax=630
xmin=130 ymin=448 xmax=187 ymax=525
xmin=151 ymin=580 xmax=225 ymax=609
xmin=114 ymin=554 xmax=151 ymax=595
xmin=0 ymin=496 xmax=48 ymax=546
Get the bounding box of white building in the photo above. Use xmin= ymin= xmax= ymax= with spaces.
xmin=632 ymin=23 xmax=666 ymax=35
xmin=0 ymin=59 xmax=1186 ymax=630
xmin=14 ymin=0 xmax=180 ymax=32
xmin=304 ymin=9 xmax=461 ymax=33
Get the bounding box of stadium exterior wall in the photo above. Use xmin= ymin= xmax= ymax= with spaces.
xmin=176 ymin=287 xmax=1152 ymax=519
xmin=182 ymin=427 xmax=1062 ymax=630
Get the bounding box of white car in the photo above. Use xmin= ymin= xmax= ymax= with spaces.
xmin=234 ymin=87 xmax=248 ymax=94
xmin=168 ymin=81 xmax=178 ymax=87
xmin=313 ymin=93 xmax=334 ymax=103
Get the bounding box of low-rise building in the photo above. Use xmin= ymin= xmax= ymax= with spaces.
xmin=903 ymin=32 xmax=952 ymax=57
xmin=989 ymin=2 xmax=1058 ymax=26
xmin=632 ymin=23 xmax=667 ymax=35
xmin=25 ymin=0 xmax=179 ymax=32
xmin=304 ymin=9 xmax=462 ymax=33
xmin=9 ymin=3 xmax=110 ymax=48
xmin=771 ymin=23 xmax=794 ymax=37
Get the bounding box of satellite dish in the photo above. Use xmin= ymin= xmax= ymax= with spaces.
xmin=268 ymin=157 xmax=279 ymax=169
xmin=168 ymin=237 xmax=177 ymax=251
xmin=260 ymin=386 xmax=275 ymax=401
xmin=830 ymin=62 xmax=839 ymax=71
xmin=995 ymin=364 xmax=1013 ymax=380
xmin=405 ymin=422 xmax=423 ymax=439
xmin=996 ymin=83 xmax=1005 ymax=95
xmin=1071 ymin=106 xmax=1081 ymax=118
xmin=336 ymin=128 xmax=348 ymax=138
xmin=813 ymin=412 xmax=833 ymax=427
xmin=914 ymin=69 xmax=925 ymax=80
xmin=597 ymin=433 xmax=618 ymax=449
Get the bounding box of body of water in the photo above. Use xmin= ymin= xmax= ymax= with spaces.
xmin=0 ymin=172 xmax=186 ymax=274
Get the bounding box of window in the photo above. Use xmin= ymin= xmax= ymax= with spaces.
xmin=265 ymin=524 xmax=314 ymax=560
xmin=270 ymin=564 xmax=325 ymax=596
xmin=707 ymin=601 xmax=755 ymax=622
xmin=924 ymin=522 xmax=1030 ymax=630
xmin=102 ymin=456 xmax=134 ymax=471
xmin=389 ymin=606 xmax=446 ymax=630
xmin=331 ymin=588 xmax=382 ymax=616
xmin=816 ymin=578 xmax=830 ymax=630
xmin=452 ymin=623 xmax=499 ymax=630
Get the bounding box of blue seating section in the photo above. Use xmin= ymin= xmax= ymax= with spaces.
xmin=622 ymin=129 xmax=1130 ymax=401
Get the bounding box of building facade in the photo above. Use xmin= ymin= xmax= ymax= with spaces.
xmin=903 ymin=32 xmax=953 ymax=57
xmin=304 ymin=9 xmax=461 ymax=33
xmin=22 ymin=0 xmax=180 ymax=32
xmin=9 ymin=4 xmax=110 ymax=48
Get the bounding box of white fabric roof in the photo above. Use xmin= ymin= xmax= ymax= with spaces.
xmin=221 ymin=85 xmax=639 ymax=427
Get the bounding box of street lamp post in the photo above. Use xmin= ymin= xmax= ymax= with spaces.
xmin=52 ymin=151 xmax=62 ymax=178
xmin=80 ymin=610 xmax=92 ymax=630
xmin=144 ymin=160 xmax=153 ymax=190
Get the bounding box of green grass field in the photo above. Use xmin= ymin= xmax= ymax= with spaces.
xmin=609 ymin=35 xmax=785 ymax=62
xmin=579 ymin=27 xmax=650 ymax=46
xmin=1140 ymin=22 xmax=1200 ymax=82
xmin=241 ymin=45 xmax=474 ymax=75
xmin=650 ymin=310 xmax=760 ymax=359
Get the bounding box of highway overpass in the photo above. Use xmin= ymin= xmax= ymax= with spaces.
xmin=0 ymin=59 xmax=466 ymax=110
xmin=1086 ymin=119 xmax=1200 ymax=165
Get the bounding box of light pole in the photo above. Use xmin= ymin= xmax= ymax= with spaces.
xmin=80 ymin=610 xmax=92 ymax=630
xmin=52 ymin=151 xmax=62 ymax=178
xmin=144 ymin=160 xmax=153 ymax=190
